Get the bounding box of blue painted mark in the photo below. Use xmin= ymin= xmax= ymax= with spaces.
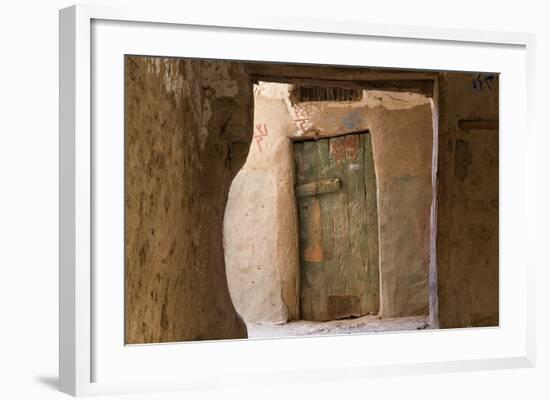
xmin=341 ymin=110 xmax=364 ymax=130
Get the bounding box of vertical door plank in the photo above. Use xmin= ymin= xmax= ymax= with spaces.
xmin=327 ymin=136 xmax=352 ymax=318
xmin=303 ymin=141 xmax=323 ymax=321
xmin=316 ymin=139 xmax=334 ymax=320
xmin=294 ymin=142 xmax=311 ymax=320
xmin=363 ymin=132 xmax=380 ymax=312
xmin=345 ymin=134 xmax=368 ymax=317
xmin=316 ymin=139 xmax=334 ymax=261
xmin=296 ymin=141 xmax=325 ymax=320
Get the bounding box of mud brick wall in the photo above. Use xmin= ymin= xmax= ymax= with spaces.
xmin=125 ymin=56 xmax=253 ymax=343
xmin=436 ymin=72 xmax=499 ymax=328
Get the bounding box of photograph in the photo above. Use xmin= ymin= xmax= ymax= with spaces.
xmin=124 ymin=56 xmax=499 ymax=344
xmin=1 ymin=0 xmax=545 ymax=399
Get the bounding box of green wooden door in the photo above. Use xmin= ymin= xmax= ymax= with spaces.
xmin=293 ymin=132 xmax=380 ymax=321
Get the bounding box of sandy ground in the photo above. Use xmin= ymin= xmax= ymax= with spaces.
xmin=247 ymin=315 xmax=431 ymax=339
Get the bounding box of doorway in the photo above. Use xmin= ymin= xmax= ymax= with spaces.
xmin=225 ymin=78 xmax=437 ymax=332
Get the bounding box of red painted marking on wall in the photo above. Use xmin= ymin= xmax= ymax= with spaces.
xmin=292 ymin=107 xmax=312 ymax=132
xmin=293 ymin=107 xmax=309 ymax=120
xmin=253 ymin=123 xmax=268 ymax=152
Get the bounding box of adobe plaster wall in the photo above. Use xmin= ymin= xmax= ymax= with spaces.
xmin=436 ymin=72 xmax=499 ymax=328
xmin=125 ymin=56 xmax=253 ymax=343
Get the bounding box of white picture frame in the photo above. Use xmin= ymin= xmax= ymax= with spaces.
xmin=59 ymin=3 xmax=536 ymax=397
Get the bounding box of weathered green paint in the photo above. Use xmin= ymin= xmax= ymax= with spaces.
xmin=294 ymin=132 xmax=380 ymax=321
xmin=295 ymin=141 xmax=324 ymax=320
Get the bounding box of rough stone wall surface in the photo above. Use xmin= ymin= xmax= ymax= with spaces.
xmin=125 ymin=56 xmax=253 ymax=343
xmin=225 ymin=83 xmax=434 ymax=322
xmin=437 ymin=72 xmax=499 ymax=328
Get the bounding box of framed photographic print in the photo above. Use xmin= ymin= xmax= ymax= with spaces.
xmin=59 ymin=4 xmax=536 ymax=396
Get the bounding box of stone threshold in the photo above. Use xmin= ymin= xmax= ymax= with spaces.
xmin=247 ymin=315 xmax=430 ymax=339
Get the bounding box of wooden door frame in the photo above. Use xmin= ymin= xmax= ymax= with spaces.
xmin=290 ymin=128 xmax=371 ymax=143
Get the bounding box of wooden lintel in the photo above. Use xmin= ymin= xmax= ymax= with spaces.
xmin=250 ymin=75 xmax=434 ymax=97
xmin=244 ymin=62 xmax=438 ymax=82
xmin=290 ymin=129 xmax=369 ymax=142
